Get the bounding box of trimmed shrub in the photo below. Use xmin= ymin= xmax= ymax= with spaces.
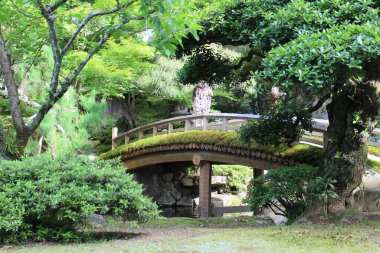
xmin=0 ymin=155 xmax=159 ymax=243
xmin=246 ymin=165 xmax=337 ymax=223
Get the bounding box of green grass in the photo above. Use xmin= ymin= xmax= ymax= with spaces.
xmin=368 ymin=146 xmax=380 ymax=157
xmin=367 ymin=159 xmax=380 ymax=173
xmin=101 ymin=131 xmax=323 ymax=166
xmin=303 ymin=135 xmax=380 ymax=157
xmin=5 ymin=216 xmax=380 ymax=253
xmin=302 ymin=135 xmax=323 ymax=142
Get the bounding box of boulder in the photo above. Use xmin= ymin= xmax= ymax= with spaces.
xmin=181 ymin=176 xmax=195 ymax=187
xmin=177 ymin=196 xmax=193 ymax=207
xmin=174 ymin=172 xmax=186 ymax=181
xmin=362 ymin=166 xmax=380 ymax=190
xmin=211 ymin=176 xmax=227 ymax=186
xmin=157 ymin=192 xmax=176 ymax=206
xmin=354 ymin=190 xmax=380 ymax=212
xmin=88 ymin=214 xmax=106 ymax=227
xmin=162 ymin=172 xmax=174 ymax=182
xmin=170 ymin=187 xmax=182 ymax=200
xmin=211 ymin=197 xmax=224 ymax=208
xmin=193 ymin=197 xmax=199 ymax=206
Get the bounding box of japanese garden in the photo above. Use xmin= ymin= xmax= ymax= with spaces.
xmin=0 ymin=0 xmax=379 ymax=252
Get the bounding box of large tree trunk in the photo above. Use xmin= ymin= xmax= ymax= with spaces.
xmin=321 ymin=72 xmax=380 ymax=212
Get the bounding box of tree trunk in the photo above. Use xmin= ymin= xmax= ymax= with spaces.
xmin=321 ymin=77 xmax=379 ymax=212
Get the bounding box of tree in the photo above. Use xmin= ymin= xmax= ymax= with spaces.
xmin=183 ymin=0 xmax=380 ymax=212
xmin=0 ymin=0 xmax=200 ymax=157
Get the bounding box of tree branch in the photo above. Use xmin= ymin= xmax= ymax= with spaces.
xmin=306 ymin=93 xmax=331 ymax=113
xmin=28 ymin=15 xmax=144 ymax=133
xmin=61 ymin=0 xmax=138 ymax=56
xmin=36 ymin=0 xmax=62 ymax=93
xmin=233 ymin=46 xmax=264 ymax=70
xmin=46 ymin=0 xmax=68 ymax=13
xmin=24 ymin=40 xmax=46 ymax=75
xmin=9 ymin=0 xmax=37 ymax=18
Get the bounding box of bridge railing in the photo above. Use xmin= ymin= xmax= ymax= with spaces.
xmin=111 ymin=113 xmax=380 ymax=150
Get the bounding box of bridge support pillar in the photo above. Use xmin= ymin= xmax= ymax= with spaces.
xmin=199 ymin=161 xmax=212 ymax=217
xmin=254 ymin=168 xmax=264 ymax=178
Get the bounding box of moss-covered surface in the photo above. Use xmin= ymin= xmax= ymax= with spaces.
xmin=101 ymin=131 xmax=380 ymax=172
xmin=101 ymin=131 xmax=323 ymax=166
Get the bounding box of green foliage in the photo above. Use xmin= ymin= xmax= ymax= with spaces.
xmin=0 ymin=155 xmax=159 ymax=244
xmin=240 ymin=109 xmax=313 ymax=147
xmin=306 ymin=176 xmax=339 ymax=217
xmin=25 ymin=88 xmax=110 ymax=156
xmin=258 ymin=21 xmax=380 ymax=91
xmin=70 ymin=39 xmax=156 ymax=98
xmin=137 ymin=56 xmax=193 ymax=105
xmin=212 ymin=165 xmax=252 ymax=192
xmin=0 ymin=99 xmax=36 ymax=118
xmin=191 ymin=0 xmax=380 ymax=148
xmin=177 ymin=44 xmax=238 ymax=85
xmin=246 ymin=165 xmax=337 ymax=223
xmin=100 ymin=130 xmax=323 ymax=167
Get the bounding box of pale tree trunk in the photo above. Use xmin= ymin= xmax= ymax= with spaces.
xmin=191 ymin=81 xmax=213 ymax=127
xmin=321 ymin=64 xmax=380 ymax=212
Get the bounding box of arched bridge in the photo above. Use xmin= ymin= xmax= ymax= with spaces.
xmin=104 ymin=113 xmax=380 ymax=217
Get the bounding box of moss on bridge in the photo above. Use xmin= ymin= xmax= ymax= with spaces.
xmin=100 ymin=130 xmax=324 ymax=166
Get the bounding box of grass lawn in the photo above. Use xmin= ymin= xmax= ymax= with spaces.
xmin=3 ymin=215 xmax=380 ymax=253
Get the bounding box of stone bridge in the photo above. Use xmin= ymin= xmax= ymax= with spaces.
xmin=103 ymin=113 xmax=380 ymax=217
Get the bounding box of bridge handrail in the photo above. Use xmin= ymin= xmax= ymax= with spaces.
xmin=111 ymin=113 xmax=380 ymax=150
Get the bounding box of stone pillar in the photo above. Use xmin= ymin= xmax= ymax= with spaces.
xmin=191 ymin=81 xmax=213 ymax=127
xmin=199 ymin=161 xmax=212 ymax=217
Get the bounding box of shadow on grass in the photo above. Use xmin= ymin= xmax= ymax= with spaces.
xmin=75 ymin=231 xmax=144 ymax=243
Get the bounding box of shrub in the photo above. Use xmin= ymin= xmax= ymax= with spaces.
xmin=0 ymin=155 xmax=159 ymax=244
xmin=245 ymin=165 xmax=337 ymax=223
xmin=240 ymin=108 xmax=313 ymax=147
xmin=212 ymin=165 xmax=252 ymax=192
